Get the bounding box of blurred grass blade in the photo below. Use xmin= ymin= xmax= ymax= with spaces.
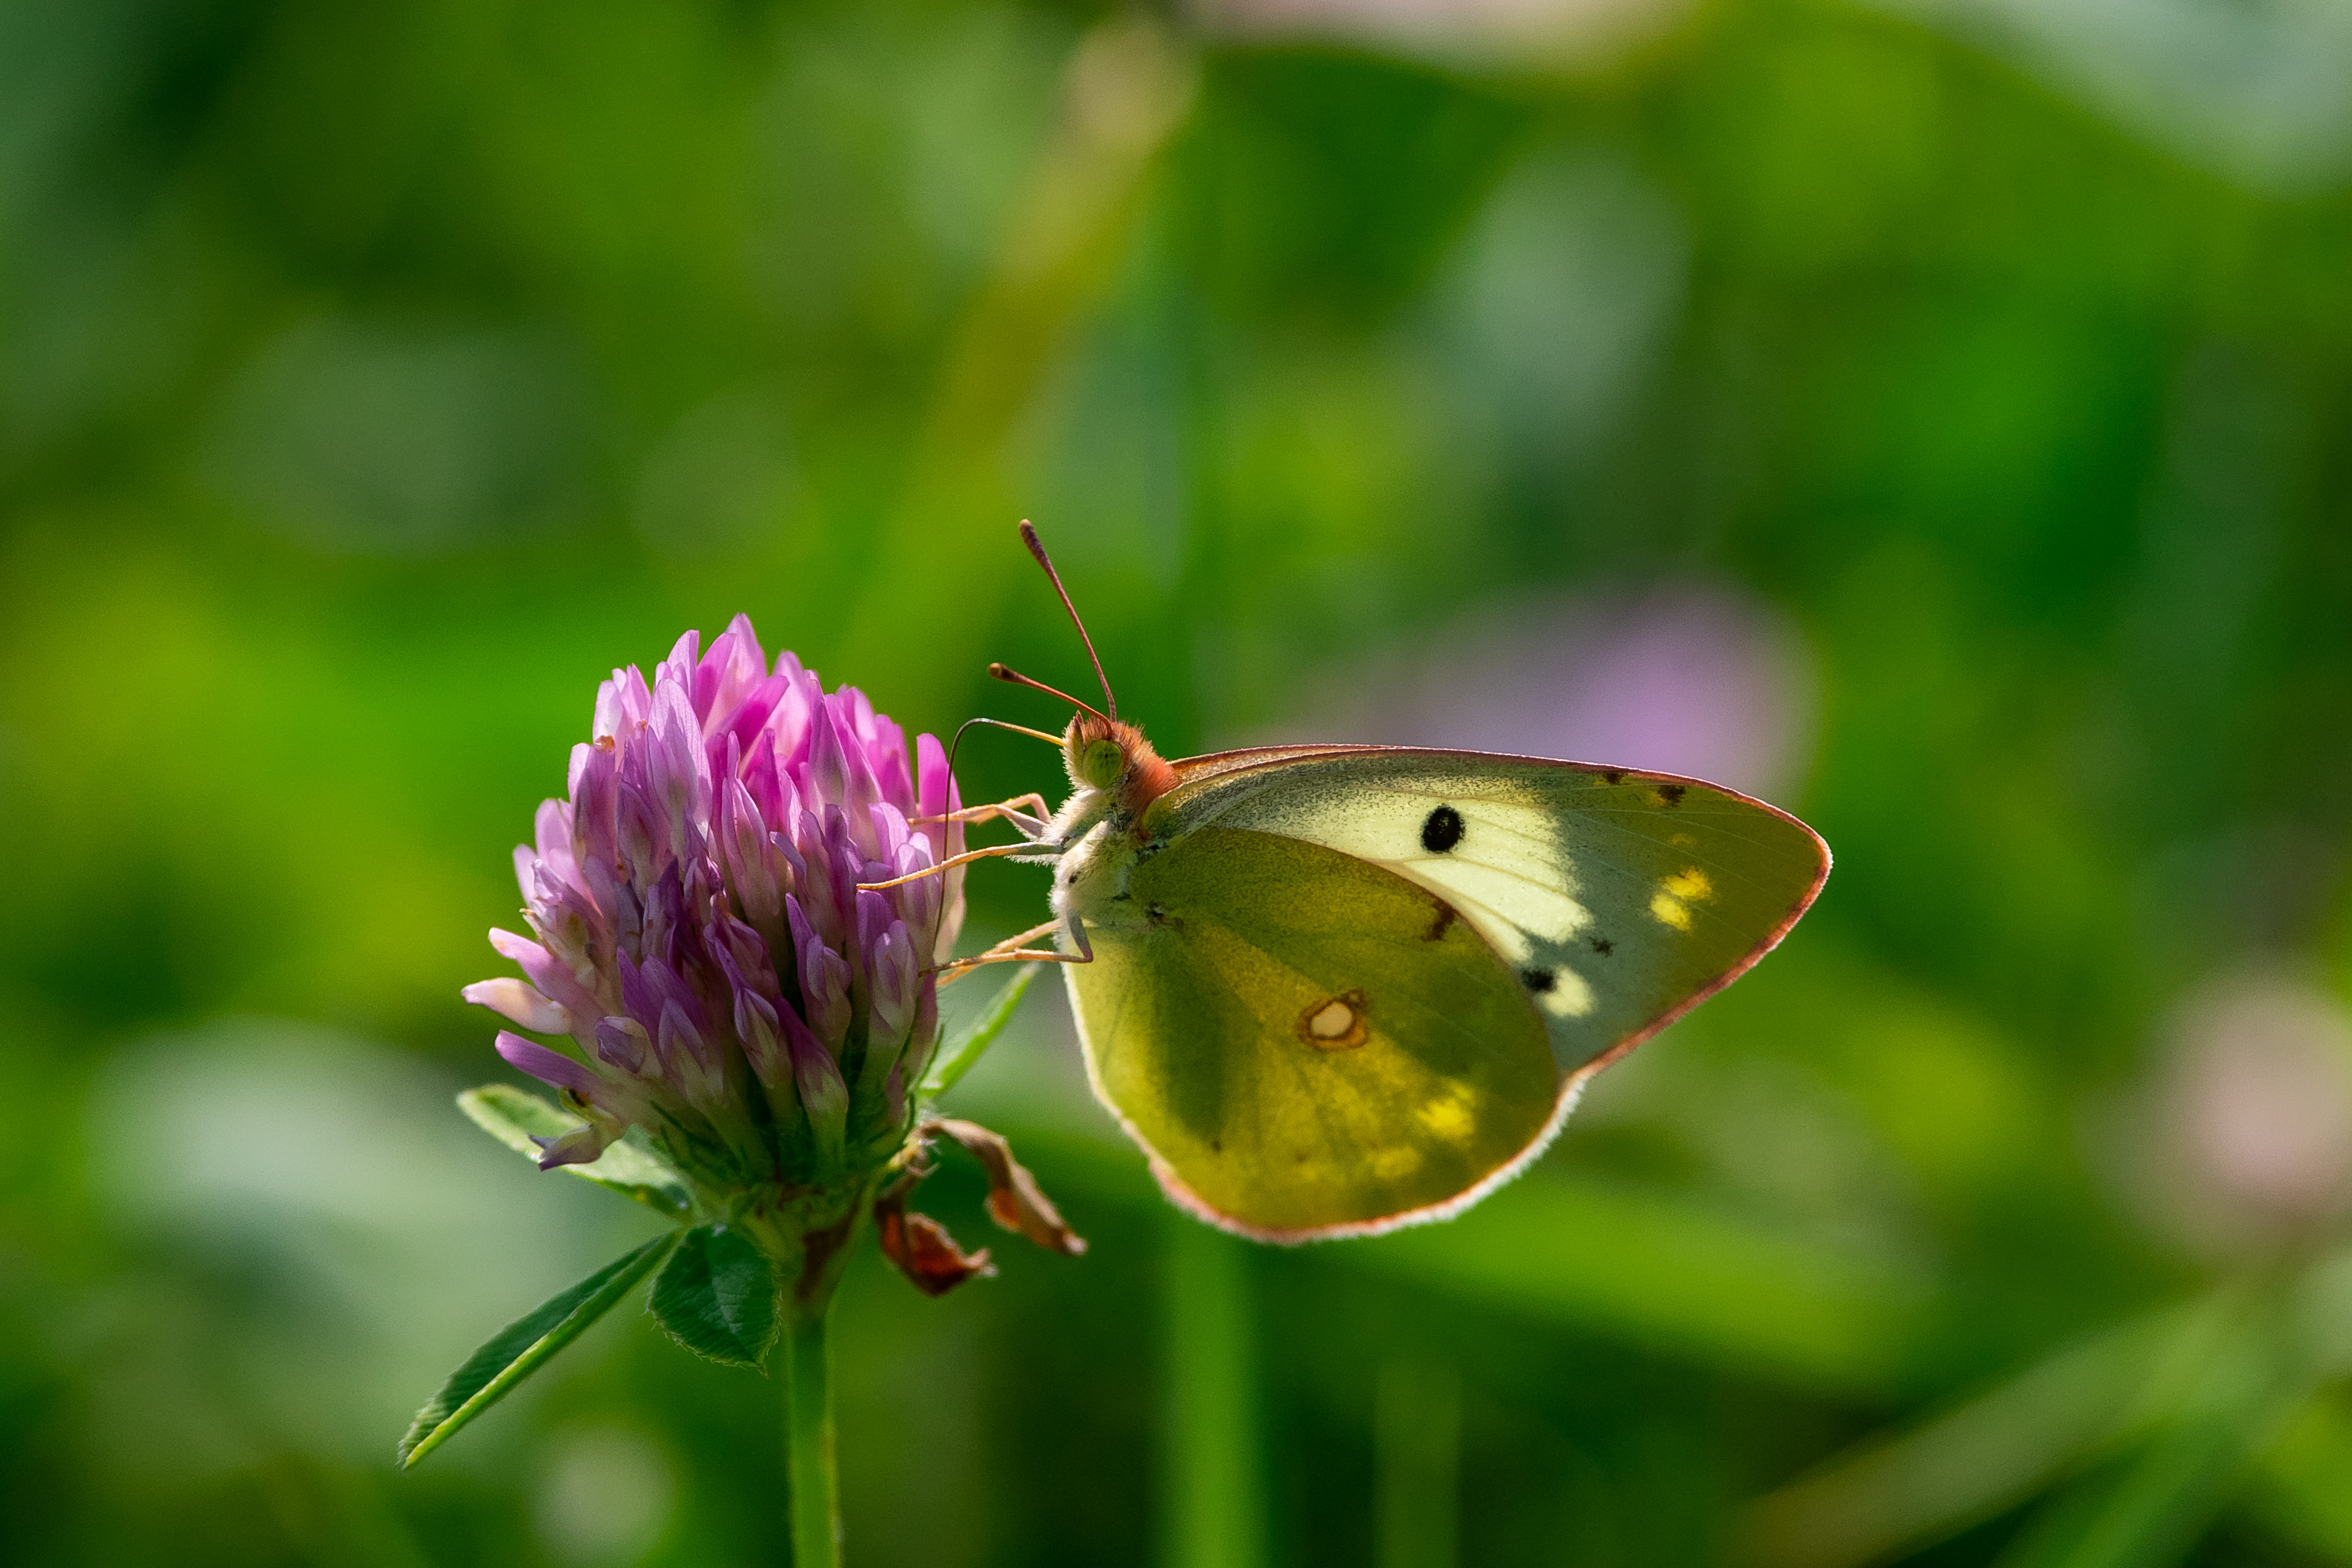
xmin=1166 ymin=1217 xmax=1266 ymax=1568
xmin=922 ymin=960 xmax=1041 ymax=1099
xmin=1349 ymin=1171 xmax=1934 ymax=1398
xmin=1377 ymin=1361 xmax=1462 ymax=1568
xmin=649 ymin=1223 xmax=780 ymax=1369
xmin=1742 ymin=1300 xmax=2230 ymax=1567
xmin=840 ymin=16 xmax=1199 ymax=705
xmin=458 ymin=1084 xmax=692 ymax=1216
xmin=399 ymin=1229 xmax=681 ymax=1468
xmin=1993 ymin=1294 xmax=2320 ymax=1568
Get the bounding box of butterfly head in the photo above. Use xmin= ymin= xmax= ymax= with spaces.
xmin=1064 ymin=712 xmax=1178 ymax=824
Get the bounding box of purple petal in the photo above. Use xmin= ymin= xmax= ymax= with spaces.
xmin=534 ymin=797 xmax=580 ymax=887
xmin=615 ymin=780 xmax=663 ymax=885
xmin=731 ymin=983 xmax=788 ymax=1091
xmin=646 ymin=681 xmax=706 ymax=853
xmin=595 ymin=1015 xmax=651 ymax=1075
xmin=571 ymin=742 xmax=621 ymax=879
xmin=654 ymin=629 xmax=700 ymax=698
xmin=595 ymin=665 xmax=653 ymax=743
xmin=496 ymin=1031 xmax=605 ymax=1100
xmin=488 ymin=928 xmax=599 ymax=1023
xmin=805 ymin=697 xmax=853 ymax=818
xmin=698 ymin=614 xmax=768 ymax=729
xmin=532 ymin=1123 xmax=613 ymax=1170
xmin=785 ymin=1007 xmax=849 ymax=1157
xmin=464 ymin=977 xmax=572 ymax=1035
xmin=915 ymin=732 xmax=965 ymax=958
xmin=721 ymin=773 xmax=783 ymax=925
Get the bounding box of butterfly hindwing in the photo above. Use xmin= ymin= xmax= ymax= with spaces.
xmin=1067 ymin=826 xmax=1559 ymax=1240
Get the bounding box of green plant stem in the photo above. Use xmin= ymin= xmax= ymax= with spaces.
xmin=784 ymin=1303 xmax=841 ymax=1568
xmin=1166 ymin=1217 xmax=1266 ymax=1568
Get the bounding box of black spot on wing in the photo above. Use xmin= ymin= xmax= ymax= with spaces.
xmin=1421 ymin=804 xmax=1464 ymax=854
xmin=1589 ymin=935 xmax=1614 ymax=957
xmin=1600 ymin=769 xmax=1626 ymax=786
xmin=1656 ymin=784 xmax=1687 ymax=808
xmin=1521 ymin=967 xmax=1556 ymax=993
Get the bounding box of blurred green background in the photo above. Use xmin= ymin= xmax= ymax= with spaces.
xmin=6 ymin=0 xmax=2352 ymax=1564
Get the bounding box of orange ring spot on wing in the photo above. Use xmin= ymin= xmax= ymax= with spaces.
xmin=1295 ymin=989 xmax=1370 ymax=1051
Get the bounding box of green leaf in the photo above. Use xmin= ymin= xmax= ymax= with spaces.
xmin=458 ymin=1084 xmax=693 ymax=1216
xmin=920 ymin=960 xmax=1041 ymax=1099
xmin=399 ymin=1229 xmax=681 ymax=1468
xmin=649 ymin=1223 xmax=780 ymax=1369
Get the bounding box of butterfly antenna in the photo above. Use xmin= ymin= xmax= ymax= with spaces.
xmin=1019 ymin=520 xmax=1117 ymax=720
xmin=988 ymin=662 xmax=1110 ymax=726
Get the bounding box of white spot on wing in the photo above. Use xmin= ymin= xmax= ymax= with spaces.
xmin=1213 ymin=783 xmax=1586 ymax=964
xmin=1537 ymin=966 xmax=1596 ymax=1018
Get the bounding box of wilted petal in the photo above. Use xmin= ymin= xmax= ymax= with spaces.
xmin=929 ymin=1118 xmax=1088 ymax=1256
xmin=875 ymin=1188 xmax=995 ymax=1297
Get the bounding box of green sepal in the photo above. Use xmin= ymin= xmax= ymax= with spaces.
xmin=459 ymin=1084 xmax=693 ymax=1217
xmin=649 ymin=1223 xmax=780 ymax=1369
xmin=399 ymin=1229 xmax=682 ymax=1468
xmin=920 ymin=959 xmax=1041 ymax=1100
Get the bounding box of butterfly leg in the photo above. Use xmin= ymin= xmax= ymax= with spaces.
xmin=858 ymin=839 xmax=1050 ymax=892
xmin=913 ymin=794 xmax=1054 ymax=841
xmin=934 ymin=913 xmax=1092 ymax=984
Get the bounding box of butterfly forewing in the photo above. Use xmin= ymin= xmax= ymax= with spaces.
xmin=1152 ymin=747 xmax=1830 ymax=1081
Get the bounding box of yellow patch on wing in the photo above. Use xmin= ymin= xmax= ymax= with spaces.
xmin=1662 ymin=868 xmax=1715 ymax=903
xmin=1651 ymin=866 xmax=1716 ymax=931
xmin=1417 ymin=1085 xmax=1480 ymax=1142
xmin=1370 ymin=1144 xmax=1423 ymax=1180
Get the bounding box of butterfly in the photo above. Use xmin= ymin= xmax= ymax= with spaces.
xmin=920 ymin=524 xmax=1830 ymax=1243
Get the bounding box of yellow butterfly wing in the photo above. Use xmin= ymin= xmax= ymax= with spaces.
xmin=1063 ymin=747 xmax=1830 ymax=1240
xmin=1069 ymin=825 xmax=1560 ymax=1240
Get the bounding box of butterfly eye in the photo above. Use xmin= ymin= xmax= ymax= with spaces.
xmin=1078 ymin=738 xmax=1124 ymax=789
